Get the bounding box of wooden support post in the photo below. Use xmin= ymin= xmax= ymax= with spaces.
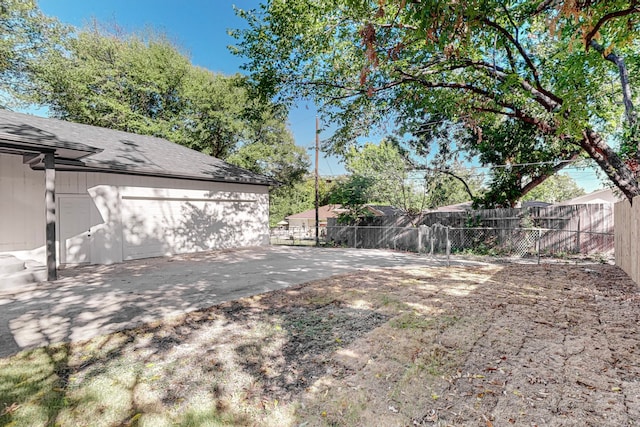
xmin=44 ymin=152 xmax=57 ymax=281
xmin=315 ymin=117 xmax=320 ymax=247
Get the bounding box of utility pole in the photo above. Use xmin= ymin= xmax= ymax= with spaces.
xmin=315 ymin=116 xmax=320 ymax=246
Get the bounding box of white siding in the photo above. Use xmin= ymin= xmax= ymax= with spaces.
xmin=0 ymin=153 xmax=45 ymax=252
xmin=0 ymin=153 xmax=269 ymax=265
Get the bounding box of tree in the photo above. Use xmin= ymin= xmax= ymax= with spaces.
xmin=28 ymin=25 xmax=255 ymax=158
xmin=463 ymin=119 xmax=580 ymax=207
xmin=344 ymin=140 xmax=427 ymax=214
xmin=328 ymin=175 xmax=376 ymax=224
xmin=232 ymin=0 xmax=640 ymax=202
xmin=0 ymin=0 xmax=67 ymax=108
xmin=521 ymin=173 xmax=585 ymax=204
xmin=421 ymin=163 xmax=485 ymax=208
xmin=269 ymin=177 xmax=334 ymax=227
xmin=226 ymin=108 xmax=309 ymax=186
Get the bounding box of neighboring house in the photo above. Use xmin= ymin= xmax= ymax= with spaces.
xmin=555 ymin=188 xmax=624 ymax=205
xmin=430 ymin=201 xmax=474 ymax=213
xmin=285 ymin=204 xmax=402 ymax=230
xmin=285 ymin=204 xmax=342 ymax=230
xmin=0 ymin=110 xmax=272 ymax=280
xmin=366 ymin=205 xmax=404 ymax=217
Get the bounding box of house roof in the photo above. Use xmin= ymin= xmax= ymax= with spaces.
xmin=555 ymin=188 xmax=624 ymax=205
xmin=286 ymin=204 xmax=401 ymax=220
xmin=286 ymin=204 xmax=342 ymax=220
xmin=365 ymin=205 xmax=404 ymax=216
xmin=431 ymin=201 xmax=474 ymax=213
xmin=0 ymin=109 xmax=272 ymax=185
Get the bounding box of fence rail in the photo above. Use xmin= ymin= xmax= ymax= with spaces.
xmin=271 ymin=224 xmax=614 ymax=261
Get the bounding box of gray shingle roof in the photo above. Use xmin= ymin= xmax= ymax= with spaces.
xmin=0 ymin=109 xmax=272 ymax=185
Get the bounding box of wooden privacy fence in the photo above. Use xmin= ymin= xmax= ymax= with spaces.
xmin=615 ymin=198 xmax=639 ymax=283
xmin=325 ymin=203 xmax=615 ymax=257
xmin=325 ymin=225 xmax=614 ymax=257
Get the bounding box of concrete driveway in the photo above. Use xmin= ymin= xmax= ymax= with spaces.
xmin=0 ymin=246 xmax=485 ymax=358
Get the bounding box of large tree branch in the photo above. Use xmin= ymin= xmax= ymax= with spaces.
xmin=481 ymin=18 xmax=563 ymax=107
xmin=473 ymin=105 xmax=557 ymax=134
xmin=590 ymin=40 xmax=637 ymax=129
xmin=410 ymin=59 xmax=561 ymax=112
xmin=408 ymin=164 xmax=476 ymax=201
xmin=519 ymin=150 xmax=581 ymax=199
xmin=430 ymin=168 xmax=475 ymax=200
xmin=581 ymin=128 xmax=640 ymax=202
xmin=397 ymin=67 xmax=560 ymax=135
xmin=584 ymin=3 xmax=640 ymax=48
xmin=458 ymin=60 xmax=561 ymax=111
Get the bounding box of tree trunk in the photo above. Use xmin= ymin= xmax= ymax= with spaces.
xmin=581 ymin=128 xmax=640 ymax=202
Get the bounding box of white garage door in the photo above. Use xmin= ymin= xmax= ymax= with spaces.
xmin=121 ymin=196 xmax=256 ymax=260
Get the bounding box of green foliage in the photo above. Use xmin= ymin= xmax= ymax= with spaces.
xmin=226 ymin=109 xmax=309 ymax=186
xmin=0 ymin=0 xmax=68 ymax=108
xmin=19 ymin=17 xmax=312 ymax=202
xmin=423 ymin=164 xmax=485 ymax=208
xmin=268 ymin=177 xmax=333 ymax=227
xmin=328 ymin=175 xmax=375 ymax=224
xmin=233 ymin=0 xmax=640 ymax=200
xmin=344 ymin=140 xmax=428 ymax=214
xmin=521 ymin=173 xmax=585 ymax=204
xmin=341 ymin=140 xmax=483 ymax=212
xmin=29 ymin=25 xmax=251 ymax=158
xmin=466 ymin=119 xmax=580 ymax=207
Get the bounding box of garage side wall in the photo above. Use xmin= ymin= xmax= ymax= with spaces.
xmin=0 ymin=153 xmax=45 ymax=254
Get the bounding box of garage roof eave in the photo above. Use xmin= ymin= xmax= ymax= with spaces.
xmin=0 ymin=132 xmax=102 ymax=159
xmin=45 ymin=159 xmax=275 ymax=186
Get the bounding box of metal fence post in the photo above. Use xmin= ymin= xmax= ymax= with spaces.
xmin=446 ymin=226 xmax=451 ymax=266
xmin=537 ymin=228 xmax=541 ymax=264
xmin=576 ymin=216 xmax=581 ymax=254
xmin=354 ymin=224 xmax=358 ymax=249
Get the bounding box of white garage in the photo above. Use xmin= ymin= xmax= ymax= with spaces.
xmin=0 ymin=110 xmax=272 ymax=281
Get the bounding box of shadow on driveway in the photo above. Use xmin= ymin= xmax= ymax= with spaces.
xmin=0 ymin=246 xmax=487 ymax=358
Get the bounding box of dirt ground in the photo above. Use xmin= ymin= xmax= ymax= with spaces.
xmin=3 ymin=260 xmax=640 ymax=426
xmin=219 ymin=262 xmax=640 ymax=426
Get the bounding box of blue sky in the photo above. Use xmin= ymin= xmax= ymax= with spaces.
xmin=36 ymin=0 xmax=605 ymax=192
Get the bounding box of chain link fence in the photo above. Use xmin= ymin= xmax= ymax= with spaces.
xmin=270 ymin=227 xmax=321 ymax=246
xmin=271 ymin=224 xmax=614 ymax=261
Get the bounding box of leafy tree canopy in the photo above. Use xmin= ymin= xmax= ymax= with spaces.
xmin=328 ymin=175 xmax=376 ymax=224
xmin=226 ymin=108 xmax=310 ymax=186
xmin=11 ymin=16 xmax=310 ymax=191
xmin=344 ymin=139 xmax=426 ymax=213
xmin=269 ymin=177 xmax=334 ymax=227
xmin=28 ymin=25 xmax=250 ymax=158
xmin=232 ymin=0 xmax=640 ymax=202
xmin=521 ymin=173 xmax=585 ymax=204
xmin=0 ymin=0 xmax=68 ymax=108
